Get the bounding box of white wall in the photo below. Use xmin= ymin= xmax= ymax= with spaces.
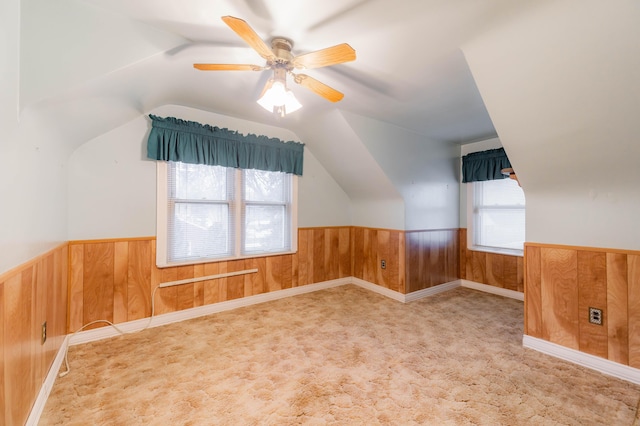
xmin=350 ymin=198 xmax=405 ymax=230
xmin=297 ymin=151 xmax=352 ymax=228
xmin=341 ymin=111 xmax=459 ymax=231
xmin=459 ymin=137 xmax=503 ymax=228
xmin=0 ymin=0 xmax=69 ymax=275
xmin=67 ymin=104 xmax=352 ymax=240
xmin=463 ymin=0 xmax=640 ymax=250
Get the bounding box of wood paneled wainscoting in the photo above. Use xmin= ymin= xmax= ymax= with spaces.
xmin=68 ymin=228 xmax=353 ymax=332
xmin=525 ymin=243 xmax=640 ymax=366
xmin=405 ymin=229 xmax=459 ymax=293
xmin=459 ymin=228 xmax=524 ymax=292
xmin=0 ymin=243 xmax=68 ymax=426
xmin=351 ymin=227 xmax=406 ymax=293
xmin=68 ymin=226 xmax=465 ymax=332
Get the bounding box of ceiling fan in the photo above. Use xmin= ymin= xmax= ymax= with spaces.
xmin=194 ymin=16 xmax=356 ymax=116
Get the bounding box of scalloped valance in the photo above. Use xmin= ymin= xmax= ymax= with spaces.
xmin=147 ymin=115 xmax=304 ymax=175
xmin=462 ymin=148 xmax=511 ymax=183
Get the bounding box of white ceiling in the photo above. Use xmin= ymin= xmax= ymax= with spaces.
xmin=19 ymin=0 xmax=550 ymax=147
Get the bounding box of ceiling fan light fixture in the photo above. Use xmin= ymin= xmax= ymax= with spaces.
xmin=257 ymin=79 xmax=302 ymax=117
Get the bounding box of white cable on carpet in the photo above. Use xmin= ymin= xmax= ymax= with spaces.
xmin=58 ymin=285 xmax=162 ymax=378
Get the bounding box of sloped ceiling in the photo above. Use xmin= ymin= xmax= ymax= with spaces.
xmin=463 ymin=0 xmax=640 ymax=249
xmin=19 ymin=0 xmax=547 ymax=152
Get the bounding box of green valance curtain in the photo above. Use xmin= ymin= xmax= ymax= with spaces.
xmin=461 ymin=148 xmax=511 ymax=183
xmin=147 ymin=115 xmax=305 ymax=176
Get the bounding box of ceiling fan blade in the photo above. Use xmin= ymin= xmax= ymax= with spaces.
xmin=221 ymin=16 xmax=275 ymax=61
xmin=194 ymin=64 xmax=264 ymax=71
xmin=292 ymin=73 xmax=344 ymax=102
xmin=293 ymin=43 xmax=356 ymax=70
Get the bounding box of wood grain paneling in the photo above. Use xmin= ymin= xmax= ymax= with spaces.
xmin=67 ymin=228 xmax=363 ymax=332
xmin=83 ymin=243 xmax=115 ymax=328
xmin=297 ymin=229 xmax=309 ymax=286
xmin=541 ymin=248 xmax=579 ymax=349
xmin=68 ymin=244 xmax=84 ymax=332
xmin=525 ymin=242 xmax=640 ymax=367
xmin=193 ymin=264 xmax=205 ymax=307
xmin=176 ymin=265 xmax=194 ymax=310
xmin=128 ymin=240 xmax=151 ymax=321
xmin=471 ymin=250 xmax=487 ymax=284
xmin=339 ymin=227 xmax=351 ymax=278
xmin=113 ymin=242 xmax=129 ymax=324
xmin=0 ymin=243 xmax=68 ymax=426
xmin=524 ymin=246 xmax=542 ymax=338
xmin=628 ymin=255 xmax=640 ymax=368
xmin=203 ymin=262 xmax=220 ymax=305
xmin=404 ymin=229 xmax=459 ymax=294
xmin=606 ymin=253 xmax=628 ymax=364
xmin=577 ymin=251 xmax=608 ymax=358
xmin=458 ymin=229 xmax=522 ymax=292
xmin=352 ymin=227 xmax=364 ymax=280
xmin=312 ymin=229 xmax=325 ymax=283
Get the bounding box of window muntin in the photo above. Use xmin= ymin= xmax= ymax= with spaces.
xmin=472 ymin=178 xmax=525 ymax=252
xmin=159 ymin=162 xmax=296 ymax=266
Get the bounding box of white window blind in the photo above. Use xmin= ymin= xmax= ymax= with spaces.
xmin=159 ymin=162 xmax=296 ymax=266
xmin=242 ymin=169 xmax=291 ymax=254
xmin=168 ymin=162 xmax=235 ymax=262
xmin=472 ymin=178 xmax=525 ymax=251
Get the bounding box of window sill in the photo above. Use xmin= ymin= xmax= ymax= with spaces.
xmin=469 ymin=246 xmax=524 ymax=257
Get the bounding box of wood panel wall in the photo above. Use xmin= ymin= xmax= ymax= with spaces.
xmin=68 ymin=228 xmax=353 ymax=332
xmin=405 ymin=229 xmax=459 ymax=293
xmin=525 ymin=243 xmax=640 ymax=366
xmin=351 ymin=227 xmax=406 ymax=293
xmin=459 ymin=228 xmax=524 ymax=292
xmin=0 ymin=243 xmax=68 ymax=426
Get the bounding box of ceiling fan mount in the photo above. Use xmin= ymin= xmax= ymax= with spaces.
xmin=193 ymin=16 xmax=356 ymax=110
xmin=269 ymin=37 xmax=294 ymax=68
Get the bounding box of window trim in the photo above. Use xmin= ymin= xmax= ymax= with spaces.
xmin=156 ymin=162 xmax=298 ymax=268
xmin=466 ymin=179 xmax=524 ymax=257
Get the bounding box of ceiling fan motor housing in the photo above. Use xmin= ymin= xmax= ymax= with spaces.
xmin=271 ymin=38 xmax=294 ymax=70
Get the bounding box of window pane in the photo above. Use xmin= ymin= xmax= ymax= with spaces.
xmin=173 ymin=162 xmax=228 ymax=201
xmin=479 ymin=178 xmax=525 ymax=206
xmin=473 ymin=178 xmax=526 ymax=251
xmin=244 ymin=169 xmax=287 ymax=202
xmin=477 ymin=209 xmax=525 ymax=250
xmin=244 ymin=205 xmax=286 ymax=253
xmin=169 ymin=202 xmax=230 ymax=261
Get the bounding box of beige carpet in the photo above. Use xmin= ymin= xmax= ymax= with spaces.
xmin=40 ymin=285 xmax=640 ymax=425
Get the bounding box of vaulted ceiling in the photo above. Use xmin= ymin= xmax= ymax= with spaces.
xmin=19 ymin=0 xmax=547 ymax=148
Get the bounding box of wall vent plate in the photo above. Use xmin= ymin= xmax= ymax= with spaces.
xmin=588 ymin=307 xmax=603 ymax=325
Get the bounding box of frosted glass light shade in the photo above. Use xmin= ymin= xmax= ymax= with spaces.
xmin=257 ymin=80 xmax=302 ymax=116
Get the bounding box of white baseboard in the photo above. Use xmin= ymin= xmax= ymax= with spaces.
xmin=461 ymin=279 xmax=524 ymax=301
xmin=350 ymin=278 xmax=463 ymax=303
xmin=350 ymin=278 xmax=406 ymax=302
xmin=523 ymin=335 xmax=640 ymax=385
xmin=404 ymin=280 xmax=462 ymax=302
xmin=26 ymin=335 xmax=70 ymax=426
xmin=71 ymin=277 xmax=351 ymax=346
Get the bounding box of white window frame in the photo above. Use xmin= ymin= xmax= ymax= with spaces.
xmin=156 ymin=162 xmax=297 ymax=267
xmin=467 ymin=178 xmax=525 ymax=257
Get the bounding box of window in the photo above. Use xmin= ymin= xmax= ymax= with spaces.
xmin=156 ymin=161 xmax=297 ymax=266
xmin=471 ymin=178 xmax=525 ymax=253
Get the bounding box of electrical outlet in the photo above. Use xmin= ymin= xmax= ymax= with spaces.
xmin=589 ymin=307 xmax=603 ymax=325
xmin=381 ymin=260 xmax=386 ymax=269
xmin=41 ymin=321 xmax=47 ymax=345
